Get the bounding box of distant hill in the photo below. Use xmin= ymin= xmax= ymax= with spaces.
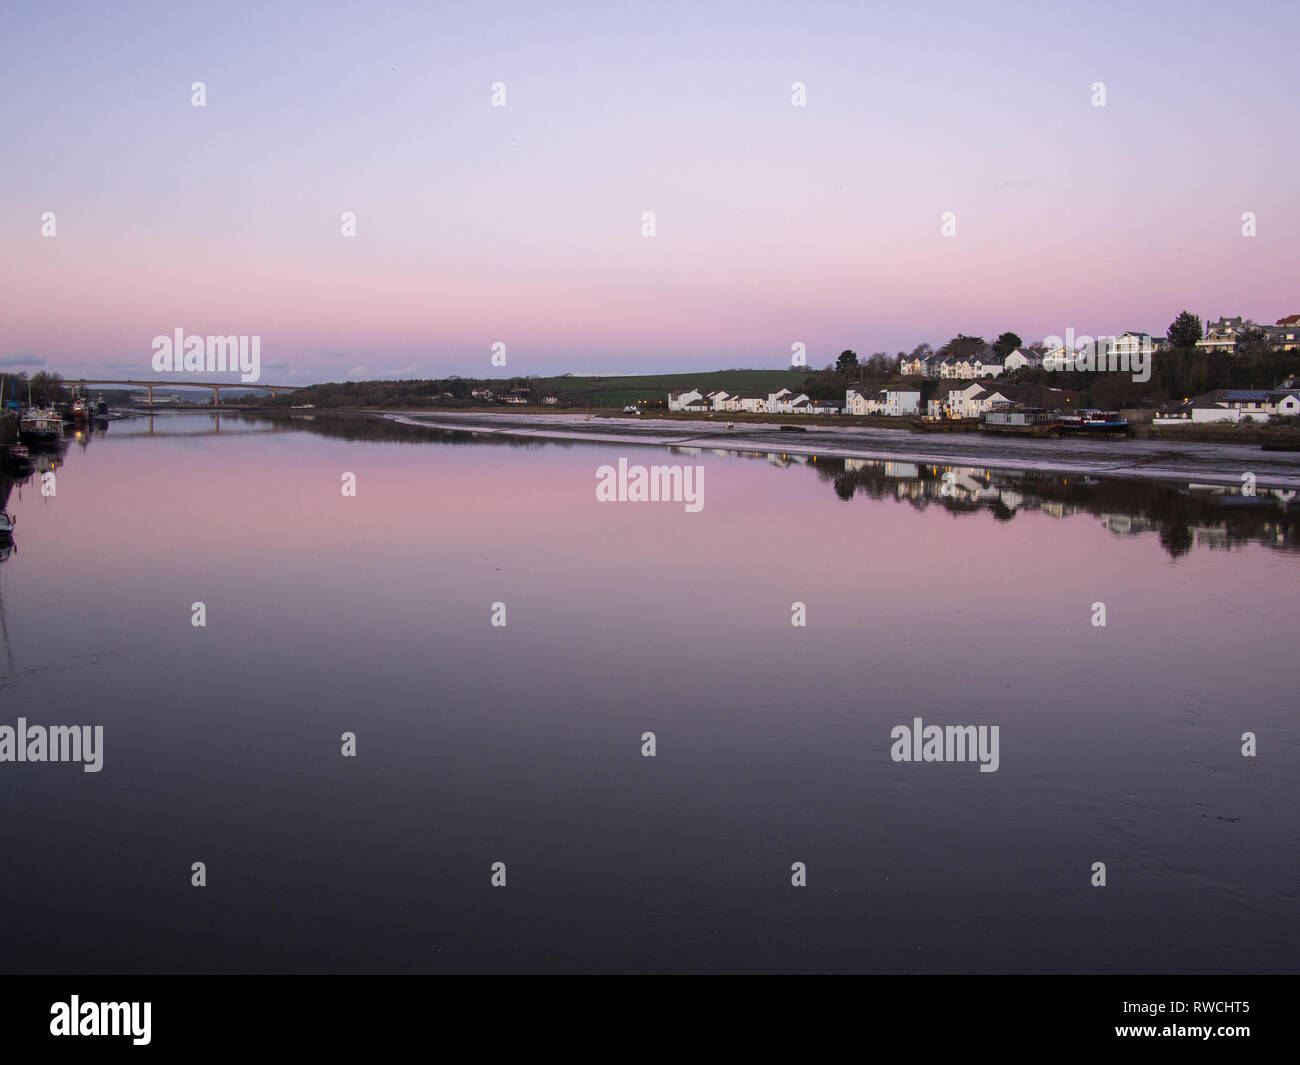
xmin=263 ymin=369 xmax=814 ymax=410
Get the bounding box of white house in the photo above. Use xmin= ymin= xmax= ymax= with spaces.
xmin=1104 ymin=332 xmax=1159 ymax=360
xmin=969 ymin=386 xmax=1013 ymax=417
xmin=767 ymin=388 xmax=811 ymax=413
xmin=1196 ymin=316 xmax=1247 ymax=355
xmin=971 ymin=358 xmax=1004 ymax=378
xmin=925 ymin=383 xmax=972 ymax=418
xmin=882 ymin=387 xmax=921 ymax=417
xmin=1269 ymin=389 xmax=1300 ymax=417
xmin=735 ymin=393 xmax=768 ymax=413
xmin=927 ymin=383 xmax=1013 ymax=419
xmin=1189 ymin=389 xmax=1273 ymax=423
xmin=1003 ymin=347 xmax=1042 ymax=372
xmin=808 ymin=398 xmax=841 ymax=414
xmin=667 ymin=389 xmax=704 ymax=411
xmin=1041 ymin=345 xmax=1082 ymax=371
xmin=845 ymin=387 xmax=885 ymax=415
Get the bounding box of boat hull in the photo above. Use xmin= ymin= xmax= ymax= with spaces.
xmin=1060 ymin=422 xmax=1128 ymax=434
xmin=981 ymin=422 xmax=1062 ymax=437
xmin=911 ymin=418 xmax=982 ymax=432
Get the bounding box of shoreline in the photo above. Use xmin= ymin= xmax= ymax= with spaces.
xmin=352 ymin=410 xmax=1300 ymax=489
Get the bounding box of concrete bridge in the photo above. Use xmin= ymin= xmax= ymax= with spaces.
xmin=67 ymin=378 xmax=305 ymax=406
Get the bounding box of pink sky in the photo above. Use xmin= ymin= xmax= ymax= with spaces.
xmin=2 ymin=0 xmax=1297 ymax=383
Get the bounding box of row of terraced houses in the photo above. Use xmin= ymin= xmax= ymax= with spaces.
xmin=897 ymin=316 xmax=1300 ymax=378
xmin=667 ymin=382 xmax=1018 ymax=419
xmin=667 ymin=388 xmax=847 ymax=415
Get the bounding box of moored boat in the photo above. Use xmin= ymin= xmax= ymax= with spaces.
xmin=4 ymin=443 xmax=35 ymax=473
xmin=0 ymin=511 xmax=14 ymax=540
xmin=910 ymin=416 xmax=982 ymax=432
xmin=981 ymin=406 xmax=1063 ymax=437
xmin=1059 ymin=409 xmax=1128 ymax=434
xmin=19 ymin=406 xmax=64 ymax=447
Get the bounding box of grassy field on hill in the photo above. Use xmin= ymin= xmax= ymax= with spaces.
xmin=536 ymin=369 xmax=809 ymax=407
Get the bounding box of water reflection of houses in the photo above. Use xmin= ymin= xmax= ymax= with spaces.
xmin=802 ymin=452 xmax=1297 ymax=559
xmin=1193 ymin=524 xmax=1231 ymax=550
xmin=240 ymin=413 xmax=1300 ymax=562
xmin=1101 ymin=513 xmax=1158 ymax=536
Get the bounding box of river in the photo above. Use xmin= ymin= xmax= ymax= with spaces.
xmin=0 ymin=411 xmax=1295 ymax=973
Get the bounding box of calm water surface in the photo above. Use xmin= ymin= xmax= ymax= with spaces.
xmin=1 ymin=412 xmax=1296 ymax=973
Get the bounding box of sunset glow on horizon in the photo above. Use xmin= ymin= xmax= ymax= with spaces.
xmin=3 ymin=0 xmax=1297 ymax=383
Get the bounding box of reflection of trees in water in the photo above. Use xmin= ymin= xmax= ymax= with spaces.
xmin=132 ymin=411 xmax=1300 ymax=561
xmin=261 ymin=413 xmax=1294 ymax=561
xmin=813 ymin=456 xmax=1296 ymax=560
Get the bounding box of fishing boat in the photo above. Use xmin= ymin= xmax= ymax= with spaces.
xmin=19 ymin=406 xmax=63 ymax=447
xmin=70 ymin=393 xmax=94 ymax=423
xmin=981 ymin=406 xmax=1063 ymax=437
xmin=1059 ymin=409 xmax=1128 ymax=434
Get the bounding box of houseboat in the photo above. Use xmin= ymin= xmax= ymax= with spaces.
xmin=981 ymin=407 xmax=1063 ymax=437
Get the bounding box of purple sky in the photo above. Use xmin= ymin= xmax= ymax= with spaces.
xmin=2 ymin=0 xmax=1297 ymax=383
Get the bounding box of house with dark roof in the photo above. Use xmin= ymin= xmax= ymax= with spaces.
xmin=1189 ymin=388 xmax=1275 ymax=423
xmin=1003 ymin=347 xmax=1043 ymax=372
xmin=1197 ymin=316 xmax=1253 ymax=355
xmin=1267 ymin=389 xmax=1300 ymax=417
xmin=844 ymin=386 xmax=884 ymax=415
xmin=1152 ymin=400 xmax=1193 ymax=424
xmin=1266 ymin=317 xmax=1300 ymax=351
